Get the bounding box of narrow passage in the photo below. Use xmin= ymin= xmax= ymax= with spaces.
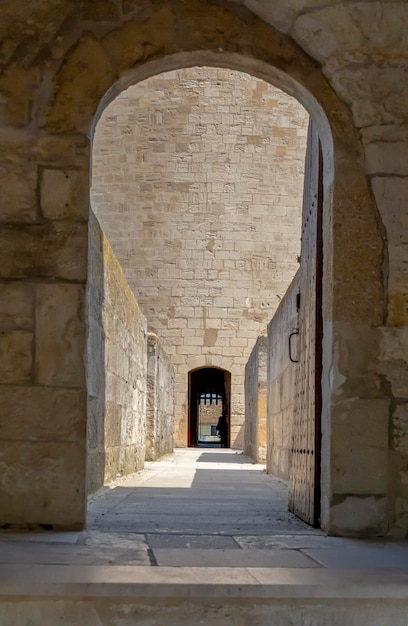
xmin=87 ymin=448 xmax=320 ymax=567
xmin=1 ymin=450 xmax=408 ymax=571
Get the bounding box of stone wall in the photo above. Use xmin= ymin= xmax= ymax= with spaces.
xmin=91 ymin=67 xmax=309 ymax=448
xmin=1 ymin=0 xmax=407 ymax=536
xmin=0 ymin=188 xmax=87 ymax=528
xmin=267 ymin=273 xmax=300 ymax=481
xmin=244 ymin=336 xmax=268 ymax=463
xmin=86 ymin=212 xmax=147 ymax=492
xmin=146 ymin=333 xmax=175 ymax=462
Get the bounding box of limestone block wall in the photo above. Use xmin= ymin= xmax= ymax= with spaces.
xmin=86 ymin=212 xmax=147 ymax=492
xmin=91 ymin=67 xmax=309 ymax=448
xmin=266 ymin=272 xmax=300 ymax=481
xmin=244 ymin=336 xmax=268 ymax=463
xmin=146 ymin=333 xmax=175 ymax=461
xmin=0 ymin=168 xmax=88 ymax=529
xmin=2 ymin=0 xmax=407 ymax=536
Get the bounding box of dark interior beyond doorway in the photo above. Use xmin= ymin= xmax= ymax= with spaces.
xmin=188 ymin=368 xmax=231 ymax=448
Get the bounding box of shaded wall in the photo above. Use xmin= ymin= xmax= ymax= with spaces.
xmin=86 ymin=212 xmax=147 ymax=492
xmin=244 ymin=336 xmax=268 ymax=463
xmin=146 ymin=333 xmax=175 ymax=461
xmin=267 ymin=272 xmax=300 ymax=480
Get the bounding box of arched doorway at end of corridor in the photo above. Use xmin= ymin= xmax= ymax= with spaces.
xmin=188 ymin=368 xmax=231 ymax=448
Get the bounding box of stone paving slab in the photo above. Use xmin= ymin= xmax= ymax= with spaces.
xmin=1 ymin=450 xmax=408 ymax=578
xmin=84 ymin=531 xmax=148 ymax=549
xmin=147 ymin=533 xmax=240 ymax=549
xmin=1 ymin=564 xmax=408 ymax=600
xmin=235 ymin=533 xmax=341 ymax=550
xmin=0 ymin=539 xmax=151 ymax=566
xmin=152 ymin=547 xmax=321 ymax=568
xmin=303 ymin=544 xmax=408 ymax=569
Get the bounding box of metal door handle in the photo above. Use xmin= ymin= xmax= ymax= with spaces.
xmin=289 ymin=330 xmax=299 ymax=363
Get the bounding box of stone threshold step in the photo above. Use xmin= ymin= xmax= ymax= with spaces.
xmin=1 ymin=565 xmax=408 ymax=600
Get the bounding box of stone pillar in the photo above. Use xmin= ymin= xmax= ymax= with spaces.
xmin=320 ymin=157 xmax=388 ymax=536
xmin=244 ymin=336 xmax=268 ymax=463
xmin=0 ymin=143 xmax=89 ymax=529
xmin=146 ymin=333 xmax=175 ymax=461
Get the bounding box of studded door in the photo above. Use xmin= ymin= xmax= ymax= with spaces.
xmin=288 ymin=119 xmax=323 ymax=527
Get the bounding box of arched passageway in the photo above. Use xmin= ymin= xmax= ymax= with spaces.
xmin=86 ymin=35 xmax=388 ymax=535
xmin=2 ymin=0 xmax=403 ymax=539
xmin=91 ymin=66 xmax=309 ymax=452
xmin=188 ymin=368 xmax=231 ymax=448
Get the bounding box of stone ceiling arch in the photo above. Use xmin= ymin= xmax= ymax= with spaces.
xmin=41 ymin=0 xmax=383 ymax=325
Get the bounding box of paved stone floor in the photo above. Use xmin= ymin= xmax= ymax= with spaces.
xmin=1 ymin=449 xmax=408 ymax=625
xmin=1 ymin=448 xmax=408 ymax=568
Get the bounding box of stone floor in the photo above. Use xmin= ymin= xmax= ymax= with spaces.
xmin=1 ymin=448 xmax=408 ymax=625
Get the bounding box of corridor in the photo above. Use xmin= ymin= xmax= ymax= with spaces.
xmin=87 ymin=447 xmax=317 ymax=568
xmin=1 ymin=448 xmax=408 ymax=570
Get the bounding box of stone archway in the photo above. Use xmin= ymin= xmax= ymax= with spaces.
xmin=0 ymin=0 xmax=389 ymax=536
xmin=90 ymin=66 xmax=310 ymax=453
xmin=188 ymin=367 xmax=231 ymax=448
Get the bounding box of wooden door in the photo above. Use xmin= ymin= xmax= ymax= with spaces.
xmin=288 ymin=119 xmax=323 ymax=527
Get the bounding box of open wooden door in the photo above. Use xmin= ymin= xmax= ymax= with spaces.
xmin=288 ymin=119 xmax=323 ymax=527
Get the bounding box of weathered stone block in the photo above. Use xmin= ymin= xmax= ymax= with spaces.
xmin=120 ymin=442 xmax=145 ymax=476
xmin=104 ymin=401 xmax=122 ymax=447
xmin=0 ymin=132 xmax=89 ymax=169
xmin=101 ymin=5 xmax=176 ymax=69
xmin=393 ymin=404 xmax=408 ymax=452
xmin=104 ymin=445 xmax=121 ymax=481
xmin=35 ymin=283 xmax=86 ymax=387
xmin=0 ymin=164 xmax=38 ymax=222
xmin=385 ymin=363 xmax=408 ymax=400
xmin=372 ymin=177 xmax=408 ymax=324
xmin=0 ymin=441 xmax=86 ymax=529
xmin=0 ymin=330 xmax=32 ymax=383
xmin=0 ymin=282 xmax=34 ymax=331
xmin=395 ymin=497 xmax=408 ymax=535
xmin=178 ymin=1 xmax=244 ymax=50
xmin=0 ymin=222 xmax=87 ymax=281
xmin=377 ymin=329 xmax=408 ymax=399
xmin=0 ymin=385 xmax=86 ymax=441
xmin=365 ymin=141 xmax=408 ymax=176
xmin=41 ymin=168 xmax=89 ymax=220
xmin=331 ymin=321 xmax=383 ymax=398
xmin=85 ymin=321 xmax=104 ymax=397
xmin=80 ymin=0 xmax=119 ymax=20
xmin=293 ymin=4 xmax=362 ymax=64
xmin=46 ymin=34 xmax=117 ymax=133
xmin=87 ymin=447 xmax=105 ymax=495
xmin=87 ymin=395 xmax=105 ymax=446
xmin=331 ymin=398 xmax=390 ymax=495
xmin=268 ymin=379 xmax=281 ymax=415
xmin=330 ymin=495 xmax=388 ymax=537
xmin=0 ymin=66 xmax=41 ymax=125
